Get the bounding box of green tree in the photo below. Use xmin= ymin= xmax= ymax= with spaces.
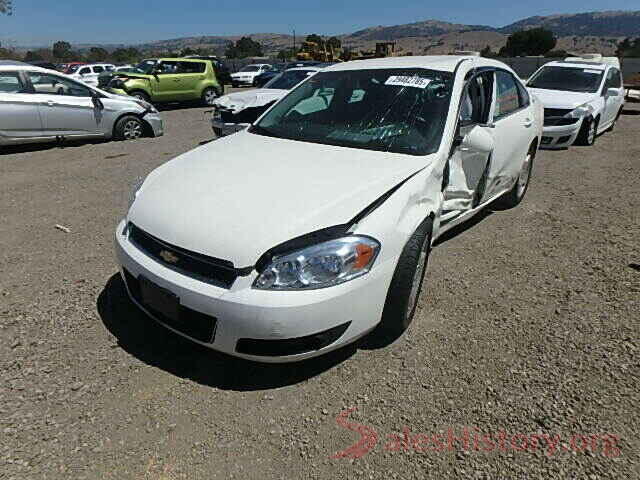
xmin=87 ymin=47 xmax=108 ymax=62
xmin=326 ymin=36 xmax=341 ymax=49
xmin=0 ymin=0 xmax=12 ymax=15
xmin=480 ymin=45 xmax=494 ymax=58
xmin=500 ymin=28 xmax=557 ymax=57
xmin=225 ymin=37 xmax=263 ymax=59
xmin=52 ymin=40 xmax=72 ymax=61
xmin=616 ymin=37 xmax=640 ymax=58
xmin=24 ymin=50 xmax=43 ymax=62
xmin=545 ymin=49 xmax=569 ymax=58
xmin=180 ymin=47 xmax=197 ymax=57
xmin=305 ymin=34 xmax=324 ymax=46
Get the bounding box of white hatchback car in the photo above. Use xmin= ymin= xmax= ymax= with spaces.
xmin=527 ymin=56 xmax=625 ymax=149
xmin=115 ymin=55 xmax=543 ymax=363
xmin=0 ymin=65 xmax=163 ymax=146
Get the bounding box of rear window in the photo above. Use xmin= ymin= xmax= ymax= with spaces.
xmin=178 ymin=61 xmax=206 ymax=74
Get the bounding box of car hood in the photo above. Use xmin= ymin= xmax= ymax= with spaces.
xmin=129 ymin=131 xmax=431 ymax=267
xmin=212 ymin=88 xmax=288 ymax=113
xmin=528 ymin=88 xmax=596 ymax=109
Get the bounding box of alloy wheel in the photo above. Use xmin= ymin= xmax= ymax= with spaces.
xmin=517 ymin=153 xmax=532 ymax=199
xmin=123 ymin=120 xmax=143 ymax=140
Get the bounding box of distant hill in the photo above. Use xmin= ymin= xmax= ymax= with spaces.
xmin=500 ymin=10 xmax=640 ymax=37
xmin=14 ymin=9 xmax=637 ymax=57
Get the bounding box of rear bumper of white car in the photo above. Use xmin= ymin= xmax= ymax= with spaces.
xmin=540 ymin=120 xmax=583 ymax=149
xmin=114 ymin=220 xmax=392 ymax=363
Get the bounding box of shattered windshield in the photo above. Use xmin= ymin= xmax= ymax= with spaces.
xmin=527 ymin=66 xmax=604 ymax=93
xmin=251 ymin=68 xmax=453 ymax=156
xmin=264 ymin=70 xmax=315 ymax=90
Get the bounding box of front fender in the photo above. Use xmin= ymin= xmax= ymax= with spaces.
xmin=352 ymin=161 xmax=444 ymax=270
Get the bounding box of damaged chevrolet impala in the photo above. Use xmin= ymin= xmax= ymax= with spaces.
xmin=115 ymin=55 xmax=543 ymax=363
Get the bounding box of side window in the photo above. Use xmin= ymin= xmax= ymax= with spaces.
xmin=157 ymin=61 xmax=179 ymax=74
xmin=516 ymin=79 xmax=530 ymax=107
xmin=105 ymin=65 xmax=114 ymax=71
xmin=177 ymin=62 xmax=206 ymax=74
xmin=78 ymin=67 xmax=91 ymax=75
xmin=93 ymin=66 xmax=104 ymax=74
xmin=460 ymin=72 xmax=493 ymax=126
xmin=495 ymin=71 xmax=521 ymax=119
xmin=606 ymin=69 xmax=622 ymax=89
xmin=28 ymin=72 xmax=92 ymax=97
xmin=0 ymin=72 xmax=28 ymax=93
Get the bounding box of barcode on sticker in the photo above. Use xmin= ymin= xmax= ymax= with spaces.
xmin=385 ymin=75 xmax=432 ymax=89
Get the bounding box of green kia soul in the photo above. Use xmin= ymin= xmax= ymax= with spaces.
xmin=107 ymin=58 xmax=222 ymax=106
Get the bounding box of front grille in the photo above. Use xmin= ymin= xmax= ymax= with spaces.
xmin=544 ymin=108 xmax=580 ymax=127
xmin=128 ymin=223 xmax=239 ymax=289
xmin=123 ymin=269 xmax=217 ymax=343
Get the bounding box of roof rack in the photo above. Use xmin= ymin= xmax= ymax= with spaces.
xmin=564 ymin=54 xmax=620 ymax=68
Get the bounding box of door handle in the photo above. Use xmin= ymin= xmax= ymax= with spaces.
xmin=523 ymin=118 xmax=533 ymax=127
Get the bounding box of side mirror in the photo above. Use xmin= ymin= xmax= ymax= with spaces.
xmin=605 ymin=88 xmax=619 ymax=97
xmin=91 ymin=91 xmax=104 ymax=110
xmin=461 ymin=126 xmax=495 ymax=153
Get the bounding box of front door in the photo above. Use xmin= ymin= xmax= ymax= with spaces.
xmin=27 ymin=72 xmax=105 ymax=137
xmin=601 ymin=68 xmax=624 ymax=128
xmin=152 ymin=61 xmax=183 ymax=102
xmin=443 ymin=71 xmax=494 ymax=212
xmin=0 ymin=71 xmax=44 ymax=141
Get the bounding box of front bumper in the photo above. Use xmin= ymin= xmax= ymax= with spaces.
xmin=114 ymin=220 xmax=393 ymax=362
xmin=143 ymin=112 xmax=164 ymax=137
xmin=540 ymin=119 xmax=583 ymax=149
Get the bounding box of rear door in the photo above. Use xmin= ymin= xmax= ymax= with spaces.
xmin=27 ymin=71 xmax=105 ymax=137
xmin=484 ymin=70 xmax=534 ymax=199
xmin=0 ymin=70 xmax=44 ymax=141
xmin=177 ymin=61 xmax=206 ymax=100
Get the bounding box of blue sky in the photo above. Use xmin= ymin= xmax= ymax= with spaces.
xmin=1 ymin=0 xmax=638 ymax=47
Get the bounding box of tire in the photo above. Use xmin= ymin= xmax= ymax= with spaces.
xmin=201 ymin=87 xmax=218 ymax=106
xmin=574 ymin=115 xmax=599 ymax=146
xmin=374 ymin=218 xmax=433 ymax=339
xmin=493 ymin=142 xmax=535 ymax=210
xmin=114 ymin=115 xmax=145 ymax=141
xmin=129 ymin=90 xmax=151 ymax=103
xmin=231 ymin=82 xmax=239 ymax=88
xmin=608 ymin=108 xmax=623 ymax=132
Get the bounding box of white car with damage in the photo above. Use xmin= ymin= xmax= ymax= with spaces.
xmin=211 ymin=67 xmax=322 ymax=137
xmin=115 ymin=55 xmax=543 ymax=363
xmin=527 ymin=55 xmax=625 ymax=149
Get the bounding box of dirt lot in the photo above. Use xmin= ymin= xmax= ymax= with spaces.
xmin=1 ymin=101 xmax=639 ymax=480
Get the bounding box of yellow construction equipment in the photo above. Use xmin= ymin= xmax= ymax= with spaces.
xmin=296 ymin=41 xmax=341 ymax=62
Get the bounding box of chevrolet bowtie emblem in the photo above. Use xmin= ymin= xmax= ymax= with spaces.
xmin=159 ymin=250 xmax=179 ymax=264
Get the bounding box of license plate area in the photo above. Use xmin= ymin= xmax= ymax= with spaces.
xmin=139 ymin=276 xmax=180 ymax=322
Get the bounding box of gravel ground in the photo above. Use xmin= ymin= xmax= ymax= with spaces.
xmin=1 ymin=100 xmax=638 ymax=480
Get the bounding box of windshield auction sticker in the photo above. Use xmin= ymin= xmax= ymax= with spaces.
xmin=385 ymin=75 xmax=432 ymax=89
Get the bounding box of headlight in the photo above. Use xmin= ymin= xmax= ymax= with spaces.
xmin=128 ymin=176 xmax=145 ymax=210
xmin=253 ymin=236 xmax=380 ymax=290
xmin=564 ymin=103 xmax=594 ymax=119
xmin=133 ymin=99 xmax=158 ymax=114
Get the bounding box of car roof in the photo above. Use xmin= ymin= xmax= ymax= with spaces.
xmin=286 ymin=67 xmax=323 ymax=72
xmin=323 ymin=55 xmax=496 ymax=73
xmin=543 ymin=60 xmax=608 ymax=70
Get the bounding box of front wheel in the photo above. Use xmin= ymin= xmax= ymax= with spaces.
xmin=114 ymin=115 xmax=145 ymax=141
xmin=373 ymin=218 xmax=433 ymax=340
xmin=575 ymin=116 xmax=598 ymax=146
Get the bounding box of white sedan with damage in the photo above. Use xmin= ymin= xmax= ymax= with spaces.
xmin=115 ymin=55 xmax=543 ymax=363
xmin=211 ymin=67 xmax=321 ymax=137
